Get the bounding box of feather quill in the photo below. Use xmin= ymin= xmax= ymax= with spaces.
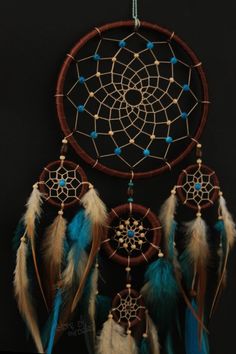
xmin=14 ymin=238 xmax=44 ymax=353
xmin=24 ymin=186 xmax=48 ymax=311
xmin=96 ymin=317 xmax=138 ymax=354
xmin=71 ymin=188 xmax=107 ymax=312
xmin=42 ymin=214 xmax=67 ymax=302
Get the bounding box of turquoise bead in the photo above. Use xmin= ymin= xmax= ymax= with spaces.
xmin=128 ymin=197 xmax=134 ymax=203
xmin=77 ymin=105 xmax=85 ymax=112
xmin=127 ymin=230 xmax=135 ymax=238
xmin=166 ymin=136 xmax=173 ymax=144
xmin=119 ymin=40 xmax=126 ymax=48
xmin=90 ymin=131 xmax=98 ymax=139
xmin=59 ymin=179 xmax=66 ymax=187
xmin=147 ymin=41 xmax=154 ymax=49
xmin=143 ymin=149 xmax=150 ymax=156
xmin=181 ymin=112 xmax=188 ymax=120
xmin=78 ymin=76 xmax=85 ymax=84
xmin=183 ymin=84 xmax=190 ymax=91
xmin=93 ymin=54 xmax=101 ymax=61
xmin=128 ymin=182 xmax=134 ymax=187
xmin=114 ymin=147 xmax=122 ymax=155
xmin=170 ymin=57 xmax=178 ymax=64
xmin=195 ymin=183 xmax=202 ymax=191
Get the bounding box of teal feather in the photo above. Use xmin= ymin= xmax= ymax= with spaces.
xmin=96 ymin=295 xmax=112 ymax=325
xmin=168 ymin=221 xmax=177 ymax=261
xmin=142 ymin=258 xmax=179 ymax=332
xmin=215 ymin=220 xmax=227 ymax=255
xmin=67 ymin=210 xmax=92 ymax=266
xmin=139 ymin=337 xmax=149 ymax=354
xmin=165 ymin=332 xmax=175 ymax=354
xmin=12 ymin=219 xmax=25 ymax=252
xmin=179 ymin=250 xmax=193 ymax=290
xmin=185 ymin=299 xmax=209 ymax=354
xmin=45 ymin=289 xmax=62 ymax=354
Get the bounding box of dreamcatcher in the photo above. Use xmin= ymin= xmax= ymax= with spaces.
xmin=13 ymin=1 xmax=235 ymax=354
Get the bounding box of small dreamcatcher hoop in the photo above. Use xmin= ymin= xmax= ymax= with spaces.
xmin=39 ymin=160 xmax=88 ymax=208
xmin=56 ymin=21 xmax=209 ymax=179
xmin=102 ymin=203 xmax=162 ymax=266
xmin=111 ymin=288 xmax=146 ymax=328
xmin=176 ymin=163 xmax=220 ymax=210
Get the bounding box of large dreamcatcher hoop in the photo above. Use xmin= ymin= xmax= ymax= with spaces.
xmin=56 ymin=21 xmax=209 ymax=179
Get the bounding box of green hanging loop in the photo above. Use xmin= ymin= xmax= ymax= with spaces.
xmin=132 ymin=0 xmax=140 ymax=29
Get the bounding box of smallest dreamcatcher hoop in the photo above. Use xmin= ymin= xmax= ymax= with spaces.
xmin=111 ymin=288 xmax=146 ymax=329
xmin=102 ymin=203 xmax=162 ymax=266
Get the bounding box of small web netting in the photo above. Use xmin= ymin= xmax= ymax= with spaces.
xmin=61 ymin=27 xmax=206 ymax=175
xmin=112 ymin=291 xmax=145 ymax=326
xmin=103 ymin=210 xmax=160 ymax=262
xmin=42 ymin=163 xmax=84 ymax=205
xmin=178 ymin=165 xmax=219 ymax=208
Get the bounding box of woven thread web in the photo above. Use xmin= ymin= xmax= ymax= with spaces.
xmin=103 ymin=212 xmax=160 ymax=261
xmin=112 ymin=290 xmax=145 ymax=326
xmin=63 ymin=29 xmax=204 ymax=173
xmin=42 ymin=163 xmax=83 ymax=204
xmin=178 ymin=165 xmax=219 ymax=207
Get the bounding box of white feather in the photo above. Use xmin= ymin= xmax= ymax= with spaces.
xmin=159 ymin=192 xmax=177 ymax=238
xmin=96 ymin=318 xmax=138 ymax=354
xmin=24 ymin=186 xmax=43 ymax=238
xmin=219 ymin=195 xmax=236 ymax=248
xmin=146 ymin=313 xmax=160 ymax=354
xmin=14 ymin=240 xmax=44 ymax=353
xmin=184 ymin=216 xmax=209 ymax=266
xmin=81 ymin=188 xmax=107 ymax=225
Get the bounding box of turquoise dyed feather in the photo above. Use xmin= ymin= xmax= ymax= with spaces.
xmin=142 ymin=258 xmax=179 ymax=331
xmin=179 ymin=250 xmax=193 ymax=290
xmin=215 ymin=220 xmax=227 ymax=255
xmin=139 ymin=337 xmax=149 ymax=354
xmin=165 ymin=332 xmax=175 ymax=354
xmin=167 ymin=221 xmax=177 ymax=261
xmin=67 ymin=209 xmax=92 ymax=266
xmin=12 ymin=219 xmax=25 ymax=252
xmin=95 ymin=295 xmax=112 ymax=325
xmin=45 ymin=289 xmax=62 ymax=354
xmin=185 ymin=299 xmax=209 ymax=354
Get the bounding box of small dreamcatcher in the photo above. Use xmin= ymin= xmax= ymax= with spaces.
xmin=13 ymin=1 xmax=235 ymax=354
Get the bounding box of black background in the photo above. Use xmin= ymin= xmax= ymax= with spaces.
xmin=1 ymin=0 xmax=236 ymax=353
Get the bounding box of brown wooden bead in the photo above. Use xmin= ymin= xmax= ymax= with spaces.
xmin=127 ymin=188 xmax=134 ymax=196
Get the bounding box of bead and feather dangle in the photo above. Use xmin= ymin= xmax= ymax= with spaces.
xmin=13 ymin=138 xmax=107 ymax=354
xmin=159 ymin=144 xmax=236 ymax=353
